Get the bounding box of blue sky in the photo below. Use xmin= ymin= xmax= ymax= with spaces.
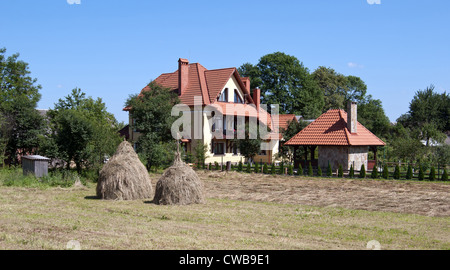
xmin=1 ymin=0 xmax=449 ymax=124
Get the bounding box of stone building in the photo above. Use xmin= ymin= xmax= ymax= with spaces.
xmin=284 ymin=102 xmax=385 ymax=171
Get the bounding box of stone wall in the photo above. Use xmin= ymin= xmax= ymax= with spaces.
xmin=318 ymin=146 xmax=348 ymax=171
xmin=348 ymin=146 xmax=368 ymax=171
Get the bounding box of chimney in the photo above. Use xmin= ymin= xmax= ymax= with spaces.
xmin=241 ymin=77 xmax=251 ymax=93
xmin=253 ymin=88 xmax=260 ymax=111
xmin=178 ymin=58 xmax=189 ymax=96
xmin=347 ymin=101 xmax=357 ymax=133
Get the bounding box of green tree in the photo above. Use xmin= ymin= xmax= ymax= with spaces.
xmin=317 ymin=166 xmax=322 ymax=177
xmin=371 ymin=165 xmax=378 ymax=179
xmin=382 ymin=164 xmax=389 ymax=179
xmin=441 ymin=169 xmax=448 ymax=181
xmin=237 ymin=160 xmax=243 ymax=172
xmin=193 ymin=141 xmax=208 ymax=169
xmin=270 ymin=163 xmax=276 ymax=175
xmin=238 ymin=52 xmax=324 ymax=118
xmin=312 ymin=66 xmax=348 ymax=111
xmin=393 ymin=165 xmax=400 ymax=180
xmin=288 ymin=164 xmax=293 ymax=175
xmin=47 ymin=89 xmax=122 ymax=173
xmin=263 ymin=163 xmax=268 ymax=174
xmin=338 ymin=164 xmax=343 ymax=178
xmin=357 ymin=96 xmax=391 ymax=138
xmin=359 ymin=164 xmax=366 ymax=178
xmin=235 ymin=123 xmax=261 ymax=163
xmin=254 ymin=162 xmax=260 ymax=173
xmin=308 ymin=162 xmax=313 ymax=177
xmin=125 ymin=82 xmax=179 ymax=171
xmin=279 ymin=162 xmax=284 ymax=175
xmin=297 ymin=165 xmax=303 ymax=176
xmin=215 ymin=161 xmax=219 ymax=170
xmin=406 ymin=164 xmax=413 ymax=180
xmin=418 ymin=165 xmax=424 ymax=180
xmin=349 ymin=164 xmax=354 ymax=178
xmin=246 ymin=162 xmax=251 ymax=173
xmin=0 ymin=48 xmax=44 ymax=164
xmin=429 ymin=166 xmax=436 ymax=181
xmin=327 ymin=162 xmax=332 ymax=177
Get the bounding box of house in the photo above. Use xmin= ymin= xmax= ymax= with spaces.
xmin=284 ymin=102 xmax=385 ymax=171
xmin=124 ymin=58 xmax=281 ymax=164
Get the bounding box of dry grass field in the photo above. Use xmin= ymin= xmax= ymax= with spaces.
xmin=0 ymin=171 xmax=449 ymax=250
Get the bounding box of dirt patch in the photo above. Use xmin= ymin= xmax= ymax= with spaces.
xmin=191 ymin=171 xmax=450 ymax=217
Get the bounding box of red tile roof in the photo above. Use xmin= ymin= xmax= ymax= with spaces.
xmin=271 ymin=114 xmax=297 ymax=139
xmin=284 ymin=109 xmax=385 ymax=146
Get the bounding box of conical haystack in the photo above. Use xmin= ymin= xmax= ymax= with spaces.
xmin=96 ymin=141 xmax=153 ymax=200
xmin=153 ymin=149 xmax=205 ymax=205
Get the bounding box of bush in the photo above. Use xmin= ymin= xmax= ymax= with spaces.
xmin=288 ymin=164 xmax=293 ymax=175
xmin=308 ymin=162 xmax=313 ymax=177
xmin=382 ymin=164 xmax=389 ymax=179
xmin=246 ymin=162 xmax=251 ymax=173
xmin=338 ymin=164 xmax=343 ymax=178
xmin=317 ymin=166 xmax=322 ymax=177
xmin=418 ymin=165 xmax=424 ymax=180
xmin=214 ymin=161 xmax=219 ymax=171
xmin=254 ymin=162 xmax=260 ymax=173
xmin=393 ymin=165 xmax=400 ymax=180
xmin=270 ymin=163 xmax=276 ymax=175
xmin=349 ymin=165 xmax=354 ymax=178
xmin=429 ymin=166 xmax=436 ymax=181
xmin=371 ymin=165 xmax=378 ymax=179
xmin=297 ymin=165 xmax=303 ymax=176
xmin=406 ymin=164 xmax=413 ymax=180
xmin=442 ymin=169 xmax=448 ymax=181
xmin=327 ymin=162 xmax=332 ymax=177
xmin=237 ymin=161 xmax=243 ymax=172
xmin=359 ymin=164 xmax=366 ymax=178
xmin=279 ymin=162 xmax=284 ymax=175
xmin=263 ymin=163 xmax=268 ymax=174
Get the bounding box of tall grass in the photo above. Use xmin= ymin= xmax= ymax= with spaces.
xmin=0 ymin=167 xmax=88 ymax=188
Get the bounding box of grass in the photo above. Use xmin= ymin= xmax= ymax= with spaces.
xmin=0 ymin=168 xmax=448 ymax=250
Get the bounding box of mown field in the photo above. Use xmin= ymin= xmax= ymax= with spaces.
xmin=0 ymin=170 xmax=448 ymax=250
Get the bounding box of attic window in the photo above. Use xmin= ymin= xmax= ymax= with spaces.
xmin=234 ymin=89 xmax=243 ymax=103
xmin=218 ymin=88 xmax=228 ymax=102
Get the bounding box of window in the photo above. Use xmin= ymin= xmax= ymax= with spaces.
xmin=218 ymin=88 xmax=228 ymax=102
xmin=213 ymin=142 xmax=225 ymax=155
xmin=234 ymin=89 xmax=243 ymax=103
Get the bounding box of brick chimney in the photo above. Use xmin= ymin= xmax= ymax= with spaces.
xmin=178 ymin=58 xmax=189 ymax=96
xmin=347 ymin=101 xmax=357 ymax=133
xmin=253 ymin=88 xmax=260 ymax=111
xmin=241 ymin=77 xmax=251 ymax=93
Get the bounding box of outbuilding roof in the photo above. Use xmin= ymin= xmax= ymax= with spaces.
xmin=284 ymin=109 xmax=385 ymax=146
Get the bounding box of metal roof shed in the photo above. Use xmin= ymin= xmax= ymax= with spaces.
xmin=22 ymin=155 xmax=51 ymax=178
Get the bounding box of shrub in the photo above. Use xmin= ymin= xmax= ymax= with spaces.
xmin=382 ymin=164 xmax=389 ymax=179
xmin=371 ymin=165 xmax=378 ymax=179
xmin=317 ymin=166 xmax=322 ymax=177
xmin=441 ymin=169 xmax=448 ymax=181
xmin=270 ymin=163 xmax=276 ymax=175
xmin=429 ymin=166 xmax=436 ymax=181
xmin=393 ymin=165 xmax=400 ymax=180
xmin=308 ymin=162 xmax=313 ymax=177
xmin=327 ymin=162 xmax=332 ymax=177
xmin=297 ymin=165 xmax=303 ymax=176
xmin=254 ymin=162 xmax=260 ymax=173
xmin=246 ymin=162 xmax=251 ymax=173
xmin=279 ymin=162 xmax=284 ymax=175
xmin=349 ymin=165 xmax=354 ymax=178
xmin=237 ymin=161 xmax=243 ymax=172
xmin=418 ymin=165 xmax=424 ymax=180
xmin=209 ymin=162 xmax=212 ymax=170
xmin=288 ymin=164 xmax=293 ymax=175
xmin=359 ymin=164 xmax=366 ymax=178
xmin=406 ymin=164 xmax=413 ymax=180
xmin=338 ymin=164 xmax=343 ymax=178
xmin=214 ymin=161 xmax=219 ymax=171
xmin=263 ymin=163 xmax=268 ymax=174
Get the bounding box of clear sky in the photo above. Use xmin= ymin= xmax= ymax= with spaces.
xmin=1 ymin=0 xmax=449 ymax=124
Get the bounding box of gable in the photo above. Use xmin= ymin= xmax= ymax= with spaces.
xmin=216 ymin=75 xmax=245 ymax=103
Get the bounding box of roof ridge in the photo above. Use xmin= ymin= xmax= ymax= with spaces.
xmin=339 ymin=110 xmax=352 ymax=145
xmin=196 ymin=63 xmax=210 ymax=104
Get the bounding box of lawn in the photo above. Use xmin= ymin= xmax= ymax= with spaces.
xmin=0 ymin=170 xmax=448 ymax=250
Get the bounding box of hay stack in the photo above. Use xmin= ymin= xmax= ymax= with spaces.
xmin=153 ymin=149 xmax=205 ymax=205
xmin=96 ymin=141 xmax=152 ymax=200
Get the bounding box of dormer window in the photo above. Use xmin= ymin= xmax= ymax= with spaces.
xmin=218 ymin=88 xmax=228 ymax=102
xmin=234 ymin=89 xmax=243 ymax=103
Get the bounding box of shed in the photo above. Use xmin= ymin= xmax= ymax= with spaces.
xmin=22 ymin=155 xmax=51 ymax=178
xmin=284 ymin=102 xmax=385 ymax=171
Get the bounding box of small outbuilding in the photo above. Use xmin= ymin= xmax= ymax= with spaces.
xmin=22 ymin=155 xmax=51 ymax=178
xmin=285 ymin=102 xmax=385 ymax=171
